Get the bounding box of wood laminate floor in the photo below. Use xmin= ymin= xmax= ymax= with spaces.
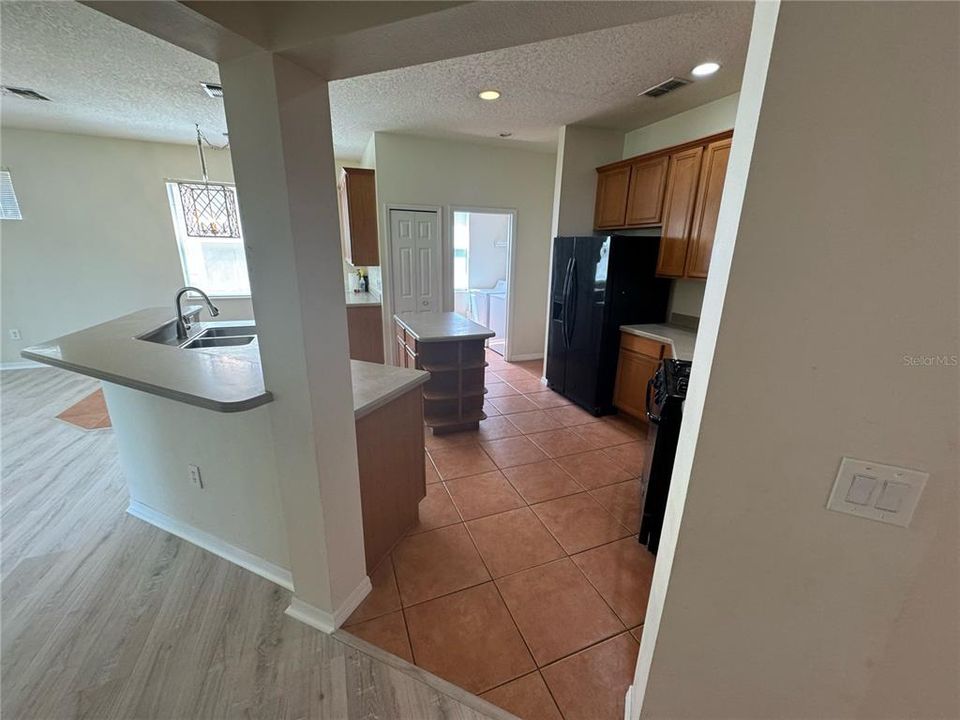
xmin=0 ymin=367 xmax=507 ymax=720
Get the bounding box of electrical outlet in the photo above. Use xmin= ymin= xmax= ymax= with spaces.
xmin=8 ymin=329 xmax=21 ymax=341
xmin=188 ymin=464 xmax=203 ymax=489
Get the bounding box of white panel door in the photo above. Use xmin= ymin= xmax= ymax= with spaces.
xmin=390 ymin=209 xmax=441 ymax=315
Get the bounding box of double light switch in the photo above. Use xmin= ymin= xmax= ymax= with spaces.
xmin=827 ymin=457 xmax=928 ymax=527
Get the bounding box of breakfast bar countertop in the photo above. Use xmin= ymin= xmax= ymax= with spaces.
xmin=394 ymin=311 xmax=494 ymax=343
xmin=21 ymin=308 xmax=271 ymax=413
xmin=23 ymin=307 xmax=429 ymax=416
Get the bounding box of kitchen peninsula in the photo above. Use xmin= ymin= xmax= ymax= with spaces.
xmin=23 ymin=307 xmax=429 ymax=582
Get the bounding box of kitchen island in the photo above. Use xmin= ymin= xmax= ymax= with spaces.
xmin=23 ymin=308 xmax=429 ymax=581
xmin=394 ymin=311 xmax=494 ymax=434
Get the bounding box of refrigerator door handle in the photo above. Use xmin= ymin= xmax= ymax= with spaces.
xmin=565 ymin=258 xmax=578 ymax=347
xmin=560 ymin=257 xmax=573 ymax=347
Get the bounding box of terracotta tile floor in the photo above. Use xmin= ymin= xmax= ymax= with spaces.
xmin=56 ymin=388 xmax=112 ymax=430
xmin=344 ymin=351 xmax=658 ymax=720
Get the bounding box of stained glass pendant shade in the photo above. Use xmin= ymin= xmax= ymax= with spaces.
xmin=179 ymin=182 xmax=240 ymax=238
xmin=182 ymin=123 xmax=240 ymax=238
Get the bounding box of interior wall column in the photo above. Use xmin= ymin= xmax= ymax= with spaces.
xmin=218 ymin=51 xmax=368 ymax=628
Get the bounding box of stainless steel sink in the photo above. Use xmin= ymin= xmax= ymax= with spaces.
xmin=139 ymin=320 xmax=257 ymax=349
xmin=182 ymin=335 xmax=255 ymax=349
xmin=198 ymin=325 xmax=258 ymax=338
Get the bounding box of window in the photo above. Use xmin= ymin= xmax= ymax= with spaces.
xmin=0 ymin=170 xmax=22 ymax=220
xmin=166 ymin=181 xmax=251 ymax=296
xmin=453 ymin=211 xmax=469 ymax=291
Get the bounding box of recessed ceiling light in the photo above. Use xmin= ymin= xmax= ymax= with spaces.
xmin=691 ymin=62 xmax=720 ymax=77
xmin=478 ymin=90 xmax=501 ymax=101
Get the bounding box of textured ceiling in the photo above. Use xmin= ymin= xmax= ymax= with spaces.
xmin=1 ymin=1 xmax=752 ymax=159
xmin=330 ymin=3 xmax=752 ymax=156
xmin=0 ymin=1 xmax=228 ymax=145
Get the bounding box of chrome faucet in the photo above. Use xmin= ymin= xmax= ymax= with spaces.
xmin=175 ymin=286 xmax=220 ymax=339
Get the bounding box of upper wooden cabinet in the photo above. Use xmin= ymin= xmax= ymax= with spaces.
xmin=657 ymin=146 xmax=704 ymax=278
xmin=593 ymin=130 xmax=732 ymax=279
xmin=594 ymin=165 xmax=632 ymax=228
xmin=338 ymin=167 xmax=379 ymax=267
xmin=625 ymin=155 xmax=669 ymax=226
xmin=686 ymin=138 xmax=732 ymax=279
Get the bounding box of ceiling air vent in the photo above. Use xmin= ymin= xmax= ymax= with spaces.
xmin=639 ymin=77 xmax=690 ymax=98
xmin=1 ymin=86 xmax=51 ymax=101
xmin=200 ymin=82 xmax=223 ymax=99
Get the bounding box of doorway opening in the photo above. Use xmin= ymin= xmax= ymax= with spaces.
xmin=450 ymin=208 xmax=515 ymax=358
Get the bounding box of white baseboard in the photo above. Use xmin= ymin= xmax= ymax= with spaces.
xmin=624 ymin=684 xmax=635 ymax=720
xmin=127 ymin=499 xmax=294 ymax=591
xmin=1 ymin=360 xmax=43 ymax=370
xmin=506 ymin=352 xmax=544 ymax=362
xmin=285 ymin=575 xmax=373 ymax=634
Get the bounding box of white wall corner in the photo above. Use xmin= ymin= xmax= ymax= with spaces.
xmin=127 ymin=500 xmax=294 ymax=591
xmin=623 ymin=684 xmax=635 ymax=720
xmin=285 ymin=575 xmax=372 ymax=634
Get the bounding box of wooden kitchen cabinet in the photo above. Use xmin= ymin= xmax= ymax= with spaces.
xmin=614 ymin=332 xmax=665 ymax=421
xmin=625 ymin=155 xmax=669 ymax=226
xmin=594 ymin=165 xmax=632 ymax=228
xmin=338 ymin=167 xmax=379 ymax=266
xmin=685 ymin=138 xmax=732 ymax=279
xmin=355 ymin=380 xmax=425 ymax=571
xmin=593 ymin=130 xmax=732 ymax=279
xmin=656 ymin=146 xmax=704 ymax=278
xmin=346 ymin=305 xmax=384 ymax=363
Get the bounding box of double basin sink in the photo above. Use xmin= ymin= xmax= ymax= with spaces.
xmin=139 ymin=321 xmax=257 ymax=350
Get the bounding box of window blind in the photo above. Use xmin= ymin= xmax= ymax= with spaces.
xmin=0 ymin=171 xmax=22 ymax=220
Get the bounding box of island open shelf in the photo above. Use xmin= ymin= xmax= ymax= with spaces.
xmin=394 ymin=312 xmax=495 ymax=434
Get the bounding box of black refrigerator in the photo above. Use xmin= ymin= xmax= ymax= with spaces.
xmin=545 ymin=235 xmax=670 ymax=415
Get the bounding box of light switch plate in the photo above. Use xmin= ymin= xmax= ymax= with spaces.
xmin=827 ymin=457 xmax=928 ymax=527
xmin=827 ymin=457 xmax=930 ymax=527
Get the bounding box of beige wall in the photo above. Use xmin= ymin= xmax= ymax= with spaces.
xmin=622 ymin=92 xmax=739 ymax=158
xmin=635 ymin=2 xmax=959 ymax=718
xmin=0 ymin=128 xmax=252 ymax=364
xmin=373 ymin=132 xmax=556 ymax=359
xmin=552 ymin=124 xmax=625 ymax=237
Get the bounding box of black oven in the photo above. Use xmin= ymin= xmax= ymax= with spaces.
xmin=638 ymin=358 xmax=691 ymax=554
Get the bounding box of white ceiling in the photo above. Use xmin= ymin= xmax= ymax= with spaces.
xmin=0 ymin=1 xmax=752 ymax=159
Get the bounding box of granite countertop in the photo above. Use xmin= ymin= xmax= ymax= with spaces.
xmin=394 ymin=311 xmax=494 ymax=343
xmin=620 ymin=323 xmax=698 ymax=361
xmin=346 ymin=291 xmax=382 ymax=308
xmin=351 ymin=360 xmax=428 ymax=419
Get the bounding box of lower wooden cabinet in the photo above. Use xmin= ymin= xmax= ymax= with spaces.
xmin=613 ymin=332 xmax=665 ymax=421
xmin=346 ymin=305 xmax=384 ymax=363
xmin=355 ymin=385 xmax=425 ymax=571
